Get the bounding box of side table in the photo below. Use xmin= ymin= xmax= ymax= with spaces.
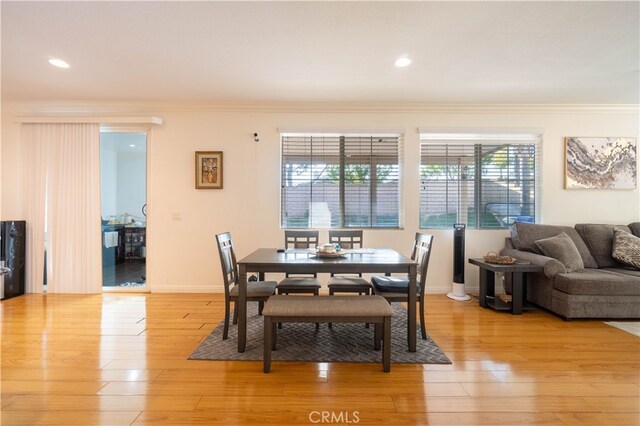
xmin=468 ymin=258 xmax=544 ymax=315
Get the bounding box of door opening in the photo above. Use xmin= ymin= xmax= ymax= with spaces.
xmin=100 ymin=132 xmax=147 ymax=288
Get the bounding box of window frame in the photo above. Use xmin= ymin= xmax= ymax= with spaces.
xmin=280 ymin=132 xmax=403 ymax=230
xmin=419 ymin=132 xmax=541 ymax=230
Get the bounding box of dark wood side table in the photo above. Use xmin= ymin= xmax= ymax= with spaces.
xmin=468 ymin=258 xmax=544 ymax=315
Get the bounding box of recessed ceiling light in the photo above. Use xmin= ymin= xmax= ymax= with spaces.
xmin=129 ymin=144 xmax=135 ymax=148
xmin=48 ymin=58 xmax=70 ymax=69
xmin=394 ymin=57 xmax=412 ymax=68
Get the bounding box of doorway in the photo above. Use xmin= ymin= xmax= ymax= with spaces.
xmin=100 ymin=132 xmax=147 ymax=288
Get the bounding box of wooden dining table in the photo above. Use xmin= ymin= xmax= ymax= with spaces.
xmin=236 ymin=248 xmax=418 ymax=353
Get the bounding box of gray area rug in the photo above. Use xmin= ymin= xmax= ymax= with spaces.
xmin=189 ymin=304 xmax=451 ymax=364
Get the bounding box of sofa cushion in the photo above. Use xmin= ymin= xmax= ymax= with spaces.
xmin=553 ymin=269 xmax=640 ymax=296
xmin=628 ymin=222 xmax=640 ymax=237
xmin=574 ymin=223 xmax=631 ymax=268
xmin=535 ymin=232 xmax=584 ymax=273
xmin=601 ymin=267 xmax=640 ymax=278
xmin=612 ymin=229 xmax=640 ymax=270
xmin=510 ymin=222 xmax=597 ymax=268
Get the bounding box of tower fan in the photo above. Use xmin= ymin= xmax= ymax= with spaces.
xmin=448 ymin=223 xmax=471 ymax=301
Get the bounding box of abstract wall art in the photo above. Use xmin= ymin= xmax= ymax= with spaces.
xmin=565 ymin=137 xmax=637 ymax=189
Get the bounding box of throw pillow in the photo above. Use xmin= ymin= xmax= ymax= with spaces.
xmin=535 ymin=232 xmax=584 ymax=273
xmin=612 ymin=228 xmax=640 ymax=270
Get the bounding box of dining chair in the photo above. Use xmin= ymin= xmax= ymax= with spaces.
xmin=216 ymin=232 xmax=277 ymax=340
xmin=276 ymin=230 xmax=322 ymax=296
xmin=277 ymin=230 xmax=322 ymax=329
xmin=371 ymin=233 xmax=434 ymax=340
xmin=327 ymin=230 xmax=373 ymax=328
xmin=327 ymin=230 xmax=372 ymax=296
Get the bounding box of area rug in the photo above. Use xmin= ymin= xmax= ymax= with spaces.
xmin=605 ymin=321 xmax=640 ymax=337
xmin=189 ymin=304 xmax=451 ymax=364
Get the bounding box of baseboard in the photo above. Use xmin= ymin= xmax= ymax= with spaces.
xmin=150 ymin=284 xmax=223 ymax=293
xmin=150 ymin=283 xmax=457 ymax=294
xmin=426 ymin=283 xmax=478 ymax=295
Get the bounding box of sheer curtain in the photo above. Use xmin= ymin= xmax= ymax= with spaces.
xmin=21 ymin=123 xmax=102 ymax=294
xmin=21 ymin=124 xmax=49 ymax=293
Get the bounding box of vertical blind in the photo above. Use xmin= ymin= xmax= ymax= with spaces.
xmin=420 ymin=133 xmax=541 ymax=229
xmin=281 ymin=135 xmax=402 ymax=228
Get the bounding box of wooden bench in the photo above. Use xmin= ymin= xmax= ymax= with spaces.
xmin=262 ymin=295 xmax=394 ymax=373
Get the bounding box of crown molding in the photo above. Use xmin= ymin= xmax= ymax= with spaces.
xmin=16 ymin=116 xmax=163 ymax=125
xmin=3 ymin=100 xmax=639 ymax=115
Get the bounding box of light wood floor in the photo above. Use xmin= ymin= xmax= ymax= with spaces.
xmin=1 ymin=293 xmax=638 ymax=425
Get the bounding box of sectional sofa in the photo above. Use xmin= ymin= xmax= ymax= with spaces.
xmin=500 ymin=222 xmax=640 ymax=320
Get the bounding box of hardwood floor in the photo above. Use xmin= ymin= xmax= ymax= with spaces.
xmin=1 ymin=293 xmax=638 ymax=425
xmin=102 ymin=261 xmax=146 ymax=287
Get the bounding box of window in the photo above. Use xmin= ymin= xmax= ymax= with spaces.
xmin=420 ymin=132 xmax=540 ymax=229
xmin=281 ymin=134 xmax=402 ymax=228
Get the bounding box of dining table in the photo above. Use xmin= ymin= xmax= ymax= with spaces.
xmin=236 ymin=248 xmax=418 ymax=353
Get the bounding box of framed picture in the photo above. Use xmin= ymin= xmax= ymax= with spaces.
xmin=195 ymin=151 xmax=223 ymax=189
xmin=565 ymin=137 xmax=637 ymax=189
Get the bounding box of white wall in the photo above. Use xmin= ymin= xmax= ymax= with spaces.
xmin=2 ymin=103 xmax=639 ymax=293
xmin=116 ymin=150 xmax=146 ymax=220
xmin=100 ymin=147 xmax=117 ymax=218
xmin=1 ymin=111 xmax=21 ymax=221
xmin=99 ymin=132 xmax=147 ymax=222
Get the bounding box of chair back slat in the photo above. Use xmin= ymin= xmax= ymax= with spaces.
xmin=215 ymin=232 xmax=238 ymax=298
xmin=411 ymin=233 xmax=434 ymax=296
xmin=284 ymin=230 xmax=319 ymax=277
xmin=328 ymin=230 xmax=364 ymax=277
xmin=284 ymin=230 xmax=318 ymax=249
xmin=328 ymin=230 xmax=363 ymax=249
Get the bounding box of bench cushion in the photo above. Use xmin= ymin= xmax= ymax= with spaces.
xmin=263 ymin=295 xmax=393 ymax=317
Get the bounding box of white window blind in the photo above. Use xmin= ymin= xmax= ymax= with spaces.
xmin=420 ymin=132 xmax=541 ymax=229
xmin=281 ymin=135 xmax=402 ymax=228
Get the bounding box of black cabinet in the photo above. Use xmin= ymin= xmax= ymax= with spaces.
xmin=1 ymin=220 xmax=26 ymax=300
xmin=124 ymin=227 xmax=146 ymax=261
xmin=102 ymin=225 xmax=125 ymax=268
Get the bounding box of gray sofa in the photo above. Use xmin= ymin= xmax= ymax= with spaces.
xmin=500 ymin=222 xmax=640 ymax=320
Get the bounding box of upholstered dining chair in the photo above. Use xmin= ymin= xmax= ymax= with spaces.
xmin=216 ymin=232 xmax=277 ymax=340
xmin=277 ymin=230 xmax=322 ymax=329
xmin=327 ymin=230 xmax=372 ymax=296
xmin=276 ymin=230 xmax=322 ymax=296
xmin=371 ymin=233 xmax=434 ymax=340
xmin=326 ymin=230 xmax=373 ymax=328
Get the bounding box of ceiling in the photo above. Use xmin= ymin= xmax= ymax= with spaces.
xmin=2 ymin=1 xmax=639 ymax=104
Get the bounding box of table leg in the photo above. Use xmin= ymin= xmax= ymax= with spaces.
xmin=238 ymin=265 xmax=247 ymax=352
xmin=512 ymin=272 xmax=523 ymax=315
xmin=383 ymin=317 xmax=391 ymax=373
xmin=258 ymin=272 xmax=265 ymax=281
xmin=479 ymin=268 xmax=495 ymax=308
xmin=263 ymin=318 xmax=271 ymax=373
xmin=407 ymin=264 xmax=417 ymax=352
